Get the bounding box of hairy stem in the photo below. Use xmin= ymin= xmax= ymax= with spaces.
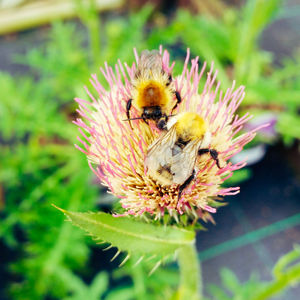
xmin=178 ymin=243 xmax=202 ymax=300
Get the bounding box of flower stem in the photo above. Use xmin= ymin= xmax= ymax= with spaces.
xmin=178 ymin=243 xmax=202 ymax=300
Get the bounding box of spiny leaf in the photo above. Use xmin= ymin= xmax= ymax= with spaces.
xmin=53 ymin=206 xmax=195 ymax=256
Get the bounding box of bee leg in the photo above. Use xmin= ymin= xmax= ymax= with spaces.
xmin=141 ymin=113 xmax=149 ymax=125
xmin=171 ymin=91 xmax=182 ymax=113
xmin=198 ymin=148 xmax=221 ymax=169
xmin=126 ymin=99 xmax=133 ymax=129
xmin=166 ymin=74 xmax=172 ymax=86
xmin=175 ymin=91 xmax=182 ymax=103
xmin=177 ymin=169 xmax=196 ymax=203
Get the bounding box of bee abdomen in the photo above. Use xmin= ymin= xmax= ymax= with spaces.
xmin=155 ymin=164 xmax=174 ymax=185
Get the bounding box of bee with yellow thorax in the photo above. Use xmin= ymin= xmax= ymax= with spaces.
xmin=145 ymin=112 xmax=222 ymax=201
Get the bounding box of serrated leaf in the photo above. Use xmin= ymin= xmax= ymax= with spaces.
xmin=54 ymin=206 xmax=195 ymax=256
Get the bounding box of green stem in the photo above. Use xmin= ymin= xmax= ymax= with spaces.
xmin=87 ymin=13 xmax=101 ymax=67
xmin=75 ymin=0 xmax=102 ymax=66
xmin=178 ymin=244 xmax=201 ymax=300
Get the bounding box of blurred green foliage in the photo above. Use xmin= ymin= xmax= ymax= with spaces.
xmin=0 ymin=25 xmax=99 ymax=298
xmin=206 ymin=245 xmax=300 ymax=300
xmin=0 ymin=0 xmax=299 ymax=299
xmin=147 ymin=1 xmax=300 ymax=145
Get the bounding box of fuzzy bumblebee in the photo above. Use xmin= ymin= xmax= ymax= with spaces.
xmin=145 ymin=112 xmax=221 ymax=202
xmin=125 ymin=50 xmax=181 ymax=130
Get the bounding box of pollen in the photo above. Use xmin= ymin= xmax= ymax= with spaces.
xmin=135 ymin=80 xmax=171 ymax=110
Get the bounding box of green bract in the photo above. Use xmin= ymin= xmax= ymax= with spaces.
xmin=55 ymin=206 xmax=195 ymax=257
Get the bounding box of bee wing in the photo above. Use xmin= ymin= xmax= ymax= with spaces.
xmin=138 ymin=50 xmax=162 ymax=72
xmin=145 ymin=127 xmax=177 ymax=179
xmin=170 ymin=139 xmax=201 ymax=185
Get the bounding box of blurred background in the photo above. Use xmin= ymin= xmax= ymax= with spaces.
xmin=0 ymin=0 xmax=299 ymax=299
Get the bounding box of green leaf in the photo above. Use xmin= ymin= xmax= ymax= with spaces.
xmin=88 ymin=272 xmax=109 ymax=299
xmin=207 ymin=284 xmax=231 ymax=300
xmin=273 ymin=245 xmax=300 ymax=279
xmin=54 ymin=206 xmax=195 ymax=257
xmin=220 ymin=268 xmax=240 ymax=294
xmin=105 ymin=287 xmax=135 ymax=300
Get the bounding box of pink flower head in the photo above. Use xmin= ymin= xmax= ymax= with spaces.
xmin=74 ymin=47 xmax=267 ymax=223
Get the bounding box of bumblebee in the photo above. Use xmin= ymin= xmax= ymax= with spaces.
xmin=145 ymin=112 xmax=221 ymax=201
xmin=125 ymin=50 xmax=181 ymax=130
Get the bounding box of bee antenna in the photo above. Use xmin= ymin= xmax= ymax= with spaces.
xmin=123 ymin=117 xmax=145 ymax=121
xmin=168 ymin=114 xmax=177 ymax=118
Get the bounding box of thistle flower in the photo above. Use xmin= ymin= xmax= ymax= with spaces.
xmin=74 ymin=47 xmax=266 ymax=222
